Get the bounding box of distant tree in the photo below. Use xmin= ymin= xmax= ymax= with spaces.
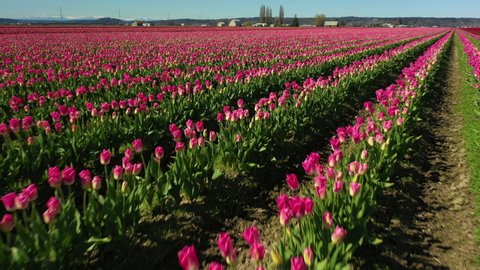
xmin=279 ymin=5 xmax=284 ymax=25
xmin=290 ymin=14 xmax=299 ymax=27
xmin=266 ymin=6 xmax=273 ymax=25
xmin=260 ymin=5 xmax=266 ymax=23
xmin=315 ymin=13 xmax=326 ymax=27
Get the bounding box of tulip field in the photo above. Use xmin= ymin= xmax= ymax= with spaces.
xmin=0 ymin=26 xmax=479 ymax=269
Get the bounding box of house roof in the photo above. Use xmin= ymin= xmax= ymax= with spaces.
xmin=324 ymin=21 xmax=339 ymax=26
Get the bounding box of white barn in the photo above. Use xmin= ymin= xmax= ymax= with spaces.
xmin=229 ymin=20 xmax=242 ymax=27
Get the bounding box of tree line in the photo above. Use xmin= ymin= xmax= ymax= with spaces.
xmin=259 ymin=4 xmax=326 ymax=27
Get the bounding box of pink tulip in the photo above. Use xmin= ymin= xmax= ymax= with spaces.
xmin=24 ymin=184 xmax=38 ymax=202
xmin=331 ymin=226 xmax=347 ymax=244
xmin=132 ymin=163 xmax=142 ymax=175
xmin=322 ymin=212 xmax=334 ymax=228
xmin=209 ymin=130 xmax=217 ymax=141
xmin=92 ymin=176 xmax=102 ymax=190
xmin=132 ymin=139 xmax=144 ymax=153
xmin=112 ymin=165 xmax=123 ymax=180
xmin=0 ymin=123 xmax=8 ymax=136
xmin=217 ymin=232 xmax=237 ymax=264
xmin=48 ymin=166 xmax=62 ymax=188
xmin=43 ymin=209 xmax=57 ymax=224
xmin=173 ymin=129 xmax=182 ymax=141
xmin=361 ymin=149 xmax=368 ymax=160
xmin=62 ymin=166 xmax=76 ymax=186
xmin=333 ymin=180 xmax=344 ymax=193
xmin=1 ymin=193 xmax=17 ymax=212
xmin=175 ymin=142 xmax=185 ymax=152
xmin=154 ymin=146 xmax=164 ymax=162
xmin=208 ymin=262 xmax=224 ymax=270
xmin=124 ymin=148 xmax=134 ymax=160
xmin=316 ymin=184 xmax=327 ymax=200
xmin=47 ymin=196 xmax=61 ymax=215
xmin=0 ymin=214 xmax=14 ymax=232
xmin=195 ymin=121 xmax=204 ymax=132
xmin=279 ymin=207 xmax=293 ymax=226
xmin=303 ymin=247 xmax=314 ymax=266
xmin=9 ymin=118 xmax=20 ymax=133
xmin=197 ymin=136 xmax=205 ymax=147
xmin=22 ymin=116 xmax=34 ymax=131
xmin=178 ymin=245 xmax=200 ymax=270
xmin=189 ymin=137 xmax=198 ymax=149
xmin=242 ymin=226 xmax=261 ymax=246
xmin=286 ymin=173 xmax=299 ymax=190
xmin=250 ymin=241 xmax=265 ymax=261
xmin=276 ymin=194 xmax=290 ymax=210
xmin=235 ymin=133 xmax=242 ymax=142
xmin=100 ymin=149 xmax=112 ymax=165
xmin=290 ymin=256 xmax=307 ymax=270
xmin=79 ymin=170 xmax=92 ymax=190
xmin=14 ymin=192 xmax=29 ymax=210
xmin=349 ymin=182 xmax=362 ymax=197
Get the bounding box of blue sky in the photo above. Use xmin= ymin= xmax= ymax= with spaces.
xmin=0 ymin=0 xmax=479 ymax=19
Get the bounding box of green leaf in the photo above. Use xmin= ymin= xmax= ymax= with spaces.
xmin=383 ymin=182 xmax=395 ymax=188
xmin=212 ymin=169 xmax=222 ymax=180
xmin=370 ymin=237 xmax=383 ymax=245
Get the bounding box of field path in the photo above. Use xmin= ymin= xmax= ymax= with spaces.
xmin=359 ymin=34 xmax=479 ymax=270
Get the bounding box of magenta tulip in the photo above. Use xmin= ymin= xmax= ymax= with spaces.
xmin=48 ymin=166 xmax=62 ymax=188
xmin=303 ymin=247 xmax=314 ymax=267
xmin=132 ymin=139 xmax=144 ymax=153
xmin=322 ymin=211 xmax=334 ymax=229
xmin=62 ymin=166 xmax=76 ymax=186
xmin=100 ymin=149 xmax=112 ymax=165
xmin=0 ymin=214 xmax=14 ymax=232
xmin=178 ymin=245 xmax=200 ymax=270
xmin=92 ymin=176 xmax=102 ymax=190
xmin=217 ymin=232 xmax=237 ymax=264
xmin=242 ymin=226 xmax=261 ymax=246
xmin=250 ymin=241 xmax=265 ymax=261
xmin=349 ymin=182 xmax=362 ymax=197
xmin=286 ymin=173 xmax=299 ymax=190
xmin=112 ymin=165 xmax=123 ymax=180
xmin=331 ymin=226 xmax=347 ymax=244
xmin=290 ymin=256 xmax=307 ymax=270
xmin=208 ymin=262 xmax=224 ymax=270
xmin=1 ymin=193 xmax=17 ymax=212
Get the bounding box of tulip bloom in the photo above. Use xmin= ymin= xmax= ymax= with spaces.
xmin=100 ymin=149 xmax=112 ymax=165
xmin=178 ymin=245 xmax=199 ymax=270
xmin=48 ymin=166 xmax=62 ymax=188
xmin=303 ymin=247 xmax=314 ymax=267
xmin=217 ymin=232 xmax=237 ymax=264
xmin=92 ymin=176 xmax=102 ymax=190
xmin=112 ymin=165 xmax=123 ymax=180
xmin=132 ymin=139 xmax=144 ymax=153
xmin=279 ymin=207 xmax=293 ymax=226
xmin=331 ymin=226 xmax=347 ymax=244
xmin=242 ymin=226 xmax=261 ymax=246
xmin=322 ymin=212 xmax=334 ymax=228
xmin=0 ymin=214 xmax=14 ymax=232
xmin=250 ymin=241 xmax=265 ymax=261
xmin=290 ymin=256 xmax=307 ymax=270
xmin=47 ymin=196 xmax=61 ymax=215
xmin=175 ymin=142 xmax=185 ymax=152
xmin=349 ymin=182 xmax=362 ymax=197
xmin=14 ymin=192 xmax=29 ymax=210
xmin=209 ymin=130 xmax=217 ymax=141
xmin=286 ymin=173 xmax=299 ymax=190
xmin=154 ymin=146 xmax=164 ymax=162
xmin=62 ymin=166 xmax=76 ymax=186
xmin=1 ymin=193 xmax=17 ymax=212
xmin=208 ymin=262 xmax=224 ymax=270
xmin=24 ymin=184 xmax=38 ymax=202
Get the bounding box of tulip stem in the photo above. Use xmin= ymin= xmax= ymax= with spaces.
xmin=82 ymin=191 xmax=87 ymax=217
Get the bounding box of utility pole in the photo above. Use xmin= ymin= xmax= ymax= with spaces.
xmin=59 ymin=7 xmax=63 ymax=23
xmin=118 ymin=9 xmax=121 ymax=20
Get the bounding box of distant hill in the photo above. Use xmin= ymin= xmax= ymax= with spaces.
xmin=1 ymin=16 xmax=479 ymax=27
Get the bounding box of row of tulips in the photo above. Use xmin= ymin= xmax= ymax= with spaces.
xmin=1 ymin=29 xmax=424 ymax=117
xmin=457 ymin=31 xmax=480 ymax=89
xmin=176 ymin=31 xmax=453 ymax=270
xmin=0 ymin=31 xmax=436 ymax=190
xmin=157 ymin=32 xmax=443 ymax=203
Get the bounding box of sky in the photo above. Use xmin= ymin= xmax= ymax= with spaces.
xmin=0 ymin=0 xmax=479 ymax=20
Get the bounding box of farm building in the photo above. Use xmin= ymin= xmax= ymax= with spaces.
xmin=229 ymin=20 xmax=242 ymax=27
xmin=131 ymin=21 xmax=143 ymax=26
xmin=217 ymin=22 xmax=226 ymax=27
xmin=324 ymin=21 xmax=339 ymax=27
xmin=253 ymin=23 xmax=268 ymax=27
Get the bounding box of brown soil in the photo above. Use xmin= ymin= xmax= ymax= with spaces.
xmin=357 ymin=37 xmax=479 ymax=269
